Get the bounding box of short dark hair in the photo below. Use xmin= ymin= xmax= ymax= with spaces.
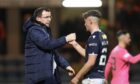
xmin=117 ymin=30 xmax=129 ymax=38
xmin=31 ymin=7 xmax=50 ymax=21
xmin=82 ymin=10 xmax=102 ymax=19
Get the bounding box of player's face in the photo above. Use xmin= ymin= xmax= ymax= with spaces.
xmin=37 ymin=10 xmax=52 ymax=27
xmin=124 ymin=33 xmax=131 ymax=45
xmin=84 ymin=17 xmax=92 ymax=31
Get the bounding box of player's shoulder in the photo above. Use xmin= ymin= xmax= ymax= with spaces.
xmin=112 ymin=46 xmax=126 ymax=55
xmin=89 ymin=31 xmax=107 ymax=41
xmin=89 ymin=31 xmax=100 ymax=39
xmin=99 ymin=31 xmax=108 ymax=40
xmin=88 ymin=33 xmax=99 ymax=43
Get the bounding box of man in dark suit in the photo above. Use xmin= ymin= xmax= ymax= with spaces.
xmin=23 ymin=7 xmax=75 ymax=84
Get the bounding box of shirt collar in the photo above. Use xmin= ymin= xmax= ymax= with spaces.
xmin=91 ymin=28 xmax=101 ymax=35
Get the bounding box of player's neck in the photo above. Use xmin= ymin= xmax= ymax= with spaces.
xmin=119 ymin=42 xmax=126 ymax=49
xmin=90 ymin=25 xmax=100 ymax=34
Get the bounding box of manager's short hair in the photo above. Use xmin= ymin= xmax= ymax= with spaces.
xmin=32 ymin=7 xmax=50 ymax=21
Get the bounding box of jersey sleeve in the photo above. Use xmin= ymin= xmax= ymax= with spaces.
xmin=87 ymin=35 xmax=100 ymax=56
xmin=120 ymin=51 xmax=131 ymax=62
xmin=104 ymin=52 xmax=113 ymax=80
xmin=128 ymin=54 xmax=140 ymax=64
xmin=121 ymin=51 xmax=140 ymax=64
xmin=105 ymin=62 xmax=112 ymax=80
xmin=107 ymin=53 xmax=113 ymax=64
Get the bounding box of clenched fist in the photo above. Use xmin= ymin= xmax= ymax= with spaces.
xmin=65 ymin=33 xmax=76 ymax=42
xmin=66 ymin=66 xmax=75 ymax=77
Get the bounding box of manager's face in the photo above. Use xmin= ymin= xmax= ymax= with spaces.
xmin=37 ymin=10 xmax=52 ymax=27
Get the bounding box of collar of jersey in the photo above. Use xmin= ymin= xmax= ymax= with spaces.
xmin=91 ymin=29 xmax=101 ymax=35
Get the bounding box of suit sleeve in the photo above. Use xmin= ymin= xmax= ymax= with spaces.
xmin=54 ymin=51 xmax=70 ymax=69
xmin=29 ymin=27 xmax=67 ymax=50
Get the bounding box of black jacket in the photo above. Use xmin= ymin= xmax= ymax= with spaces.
xmin=23 ymin=19 xmax=69 ymax=84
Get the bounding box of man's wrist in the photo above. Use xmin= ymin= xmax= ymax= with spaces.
xmin=75 ymin=75 xmax=80 ymax=80
xmin=65 ymin=36 xmax=69 ymax=42
xmin=72 ymin=41 xmax=78 ymax=46
xmin=74 ymin=73 xmax=81 ymax=80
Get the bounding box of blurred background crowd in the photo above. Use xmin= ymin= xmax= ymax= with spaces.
xmin=0 ymin=0 xmax=140 ymax=84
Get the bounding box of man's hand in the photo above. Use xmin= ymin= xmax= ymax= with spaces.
xmin=66 ymin=66 xmax=75 ymax=76
xmin=69 ymin=40 xmax=77 ymax=46
xmin=66 ymin=33 xmax=76 ymax=42
xmin=71 ymin=77 xmax=79 ymax=84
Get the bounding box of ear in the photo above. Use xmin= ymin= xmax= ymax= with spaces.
xmin=119 ymin=35 xmax=124 ymax=41
xmin=36 ymin=17 xmax=41 ymax=22
xmin=89 ymin=19 xmax=93 ymax=24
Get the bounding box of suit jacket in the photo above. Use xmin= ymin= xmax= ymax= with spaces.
xmin=23 ymin=19 xmax=69 ymax=84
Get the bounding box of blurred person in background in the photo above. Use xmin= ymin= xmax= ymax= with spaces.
xmin=0 ymin=21 xmax=6 ymax=54
xmin=69 ymin=10 xmax=108 ymax=84
xmin=105 ymin=30 xmax=140 ymax=84
xmin=23 ymin=7 xmax=76 ymax=84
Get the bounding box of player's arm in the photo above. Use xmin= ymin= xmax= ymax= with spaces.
xmin=121 ymin=51 xmax=140 ymax=64
xmin=72 ymin=55 xmax=96 ymax=81
xmin=124 ymin=53 xmax=140 ymax=64
xmin=69 ymin=41 xmax=86 ymax=57
xmin=105 ymin=55 xmax=112 ymax=81
xmin=105 ymin=62 xmax=112 ymax=80
xmin=71 ymin=36 xmax=99 ymax=84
